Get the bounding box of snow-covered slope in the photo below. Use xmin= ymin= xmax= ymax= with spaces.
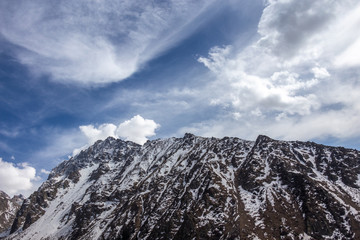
xmin=6 ymin=134 xmax=360 ymax=239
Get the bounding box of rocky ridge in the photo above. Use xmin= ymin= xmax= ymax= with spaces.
xmin=0 ymin=191 xmax=23 ymax=238
xmin=5 ymin=134 xmax=360 ymax=239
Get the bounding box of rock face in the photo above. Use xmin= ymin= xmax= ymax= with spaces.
xmin=0 ymin=191 xmax=23 ymax=238
xmin=6 ymin=134 xmax=360 ymax=240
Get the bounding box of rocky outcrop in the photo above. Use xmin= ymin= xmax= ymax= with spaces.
xmin=6 ymin=134 xmax=360 ymax=239
xmin=0 ymin=191 xmax=23 ymax=238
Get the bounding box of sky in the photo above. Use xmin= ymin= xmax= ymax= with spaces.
xmin=1 ymin=0 xmax=360 ymax=196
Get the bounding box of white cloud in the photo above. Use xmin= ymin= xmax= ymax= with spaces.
xmin=79 ymin=124 xmax=117 ymax=145
xmin=178 ymin=104 xmax=360 ymax=143
xmin=73 ymin=123 xmax=118 ymax=156
xmin=198 ymin=46 xmax=320 ymax=116
xmin=334 ymin=38 xmax=360 ymax=68
xmin=0 ymin=0 xmax=217 ymax=85
xmin=267 ymin=109 xmax=360 ymax=141
xmin=256 ymin=0 xmax=360 ymax=69
xmin=311 ymin=66 xmax=330 ymax=79
xmin=40 ymin=169 xmax=51 ymax=175
xmin=0 ymin=158 xmax=38 ymax=196
xmin=257 ymin=0 xmax=334 ymax=61
xmin=332 ymin=3 xmax=360 ymax=68
xmin=192 ymin=0 xmax=360 ymax=142
xmin=232 ymin=112 xmax=242 ymax=120
xmin=27 ymin=116 xmax=159 ymax=161
xmin=78 ymin=115 xmax=160 ymax=148
xmin=116 ymin=115 xmax=160 ymax=144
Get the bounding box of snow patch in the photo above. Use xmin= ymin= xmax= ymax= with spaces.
xmin=238 ymin=186 xmax=265 ymax=228
xmin=10 ymin=164 xmax=98 ymax=239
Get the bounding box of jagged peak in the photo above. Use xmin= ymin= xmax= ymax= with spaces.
xmin=255 ymin=134 xmax=273 ymax=144
xmin=183 ymin=132 xmax=196 ymax=139
xmin=0 ymin=190 xmax=10 ymax=199
xmin=182 ymin=133 xmax=203 ymax=146
xmin=93 ymin=136 xmax=122 ymax=146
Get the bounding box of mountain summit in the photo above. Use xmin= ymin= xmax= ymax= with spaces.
xmin=4 ymin=134 xmax=360 ymax=239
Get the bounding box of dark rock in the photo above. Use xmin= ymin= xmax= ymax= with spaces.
xmin=0 ymin=191 xmax=23 ymax=236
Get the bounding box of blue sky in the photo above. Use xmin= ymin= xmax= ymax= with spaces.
xmin=1 ymin=0 xmax=360 ymax=196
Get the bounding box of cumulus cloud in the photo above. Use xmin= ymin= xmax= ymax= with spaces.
xmin=78 ymin=115 xmax=159 ymax=150
xmin=0 ymin=158 xmax=38 ymax=196
xmin=116 ymin=115 xmax=160 ymax=144
xmin=193 ymin=0 xmax=360 ymax=142
xmin=198 ymin=46 xmax=320 ymax=116
xmin=0 ymin=0 xmax=217 ymax=85
xmin=80 ymin=124 xmax=117 ymax=145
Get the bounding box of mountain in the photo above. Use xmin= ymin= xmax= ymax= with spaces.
xmin=5 ymin=134 xmax=360 ymax=240
xmin=0 ymin=191 xmax=23 ymax=238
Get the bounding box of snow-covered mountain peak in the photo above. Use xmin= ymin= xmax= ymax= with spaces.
xmin=4 ymin=134 xmax=360 ymax=240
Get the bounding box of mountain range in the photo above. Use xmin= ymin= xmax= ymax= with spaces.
xmin=1 ymin=133 xmax=360 ymax=239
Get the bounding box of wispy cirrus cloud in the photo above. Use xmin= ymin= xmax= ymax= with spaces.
xmin=0 ymin=0 xmax=217 ymax=85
